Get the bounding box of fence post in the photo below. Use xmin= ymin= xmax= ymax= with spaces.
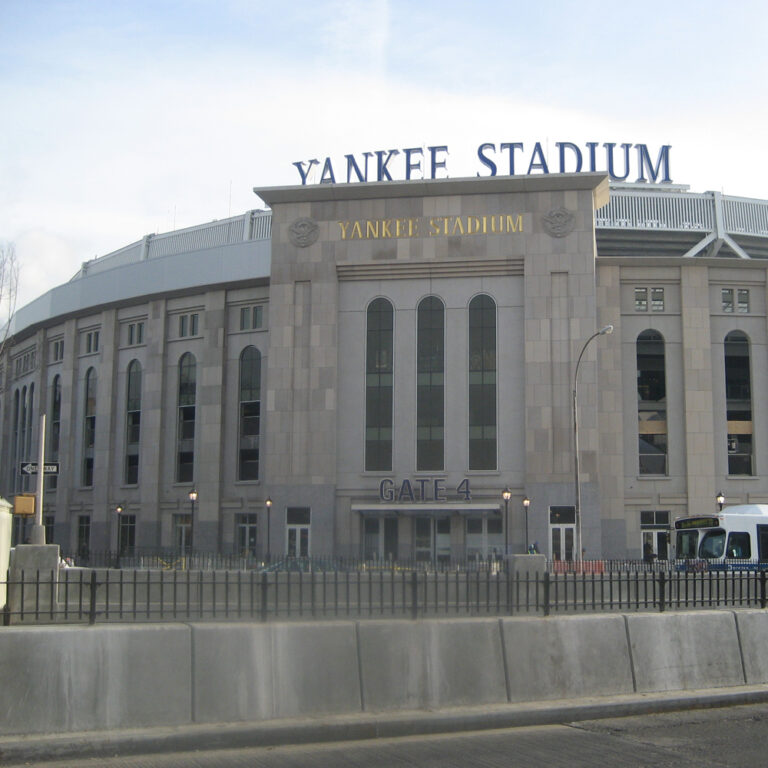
xmin=88 ymin=570 xmax=98 ymax=625
xmin=260 ymin=571 xmax=269 ymax=622
xmin=761 ymin=571 xmax=767 ymax=609
xmin=658 ymin=571 xmax=666 ymax=613
xmin=410 ymin=571 xmax=418 ymax=620
xmin=542 ymin=571 xmax=550 ymax=617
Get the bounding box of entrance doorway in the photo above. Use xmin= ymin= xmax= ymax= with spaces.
xmin=414 ymin=516 xmax=451 ymax=564
xmin=174 ymin=513 xmax=193 ymax=553
xmin=549 ymin=506 xmax=576 ymax=561
xmin=286 ymin=507 xmax=310 ymax=557
xmin=363 ymin=517 xmax=398 ymax=561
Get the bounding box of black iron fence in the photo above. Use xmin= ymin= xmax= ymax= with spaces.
xmin=61 ymin=551 xmax=704 ymax=573
xmin=3 ymin=563 xmax=768 ymax=625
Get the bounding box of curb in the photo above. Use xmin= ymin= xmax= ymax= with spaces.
xmin=3 ymin=685 xmax=768 ymax=764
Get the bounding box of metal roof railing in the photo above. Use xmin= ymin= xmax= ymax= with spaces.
xmin=66 ymin=187 xmax=768 ymax=283
xmin=72 ymin=209 xmax=272 ymax=280
xmin=596 ymin=188 xmax=768 ymax=239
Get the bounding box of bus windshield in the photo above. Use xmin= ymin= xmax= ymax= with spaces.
xmin=676 ymin=530 xmax=699 ymax=559
xmin=699 ymin=529 xmax=726 ymax=559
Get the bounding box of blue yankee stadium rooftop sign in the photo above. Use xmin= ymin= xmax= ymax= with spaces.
xmin=292 ymin=141 xmax=671 ymax=185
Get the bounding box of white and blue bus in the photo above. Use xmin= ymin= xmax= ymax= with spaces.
xmin=674 ymin=504 xmax=768 ymax=569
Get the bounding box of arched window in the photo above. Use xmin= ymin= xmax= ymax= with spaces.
xmin=11 ymin=389 xmax=19 ymax=491
xmin=176 ymin=353 xmax=196 ymax=483
xmin=238 ymin=346 xmax=261 ymax=480
xmin=48 ymin=376 xmax=62 ymax=491
xmin=82 ymin=369 xmax=96 ymax=487
xmin=468 ymin=294 xmax=497 ymax=470
xmin=636 ymin=331 xmax=667 ymax=475
xmin=26 ymin=384 xmax=34 ymax=468
xmin=125 ymin=360 xmax=142 ymax=484
xmin=365 ymin=298 xmax=394 ymax=471
xmin=417 ymin=296 xmax=444 ymax=471
xmin=724 ymin=331 xmax=753 ymax=475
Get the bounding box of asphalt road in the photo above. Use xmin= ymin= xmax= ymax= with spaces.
xmin=13 ymin=702 xmax=768 ymax=768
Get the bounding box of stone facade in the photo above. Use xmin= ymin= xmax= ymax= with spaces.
xmin=2 ymin=175 xmax=767 ymax=561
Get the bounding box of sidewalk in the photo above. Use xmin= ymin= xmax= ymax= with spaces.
xmin=3 ymin=685 xmax=768 ymax=765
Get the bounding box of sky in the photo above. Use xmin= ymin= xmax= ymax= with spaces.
xmin=1 ymin=0 xmax=768 ymax=310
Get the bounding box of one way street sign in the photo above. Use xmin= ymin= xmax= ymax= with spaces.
xmin=19 ymin=462 xmax=60 ymax=475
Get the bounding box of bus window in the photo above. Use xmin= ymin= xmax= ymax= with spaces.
xmin=759 ymin=526 xmax=768 ymax=560
xmin=699 ymin=529 xmax=726 ymax=559
xmin=726 ymin=531 xmax=751 ymax=559
xmin=677 ymin=530 xmax=699 ymax=558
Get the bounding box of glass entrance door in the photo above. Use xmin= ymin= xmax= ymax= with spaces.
xmin=174 ymin=514 xmax=193 ymax=554
xmin=286 ymin=507 xmax=310 ymax=557
xmin=414 ymin=516 xmax=451 ymax=563
xmin=549 ymin=506 xmax=576 ymax=561
xmin=550 ymin=525 xmax=574 ymax=562
xmin=363 ymin=517 xmax=399 ymax=561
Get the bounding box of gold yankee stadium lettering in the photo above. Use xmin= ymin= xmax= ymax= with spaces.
xmin=337 ymin=214 xmax=523 ymax=240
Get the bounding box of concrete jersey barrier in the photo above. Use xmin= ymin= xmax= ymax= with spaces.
xmin=0 ymin=610 xmax=759 ymax=737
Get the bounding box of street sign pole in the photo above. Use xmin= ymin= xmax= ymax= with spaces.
xmin=29 ymin=414 xmax=46 ymax=545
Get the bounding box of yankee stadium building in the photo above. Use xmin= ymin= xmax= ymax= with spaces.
xmin=4 ymin=146 xmax=768 ymax=562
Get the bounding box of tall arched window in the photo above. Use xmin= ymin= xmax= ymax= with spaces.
xmin=26 ymin=384 xmax=34 ymax=468
xmin=48 ymin=376 xmax=61 ymax=491
xmin=176 ymin=353 xmax=196 ymax=483
xmin=19 ymin=385 xmax=27 ymax=474
xmin=11 ymin=389 xmax=19 ymax=491
xmin=238 ymin=346 xmax=261 ymax=480
xmin=417 ymin=296 xmax=444 ymax=471
xmin=468 ymin=294 xmax=497 ymax=470
xmin=636 ymin=330 xmax=667 ymax=475
xmin=365 ymin=298 xmax=394 ymax=471
xmin=82 ymin=369 xmax=96 ymax=487
xmin=724 ymin=331 xmax=753 ymax=475
xmin=125 ymin=360 xmax=142 ymax=484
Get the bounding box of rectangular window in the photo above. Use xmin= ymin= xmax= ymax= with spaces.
xmin=82 ymin=456 xmax=94 ymax=487
xmin=44 ymin=514 xmax=55 ymax=545
xmin=634 ymin=287 xmax=648 ymax=312
xmin=240 ymin=305 xmax=264 ymax=331
xmin=125 ymin=454 xmax=139 ymax=485
xmin=127 ymin=321 xmax=145 ymax=346
xmin=176 ymin=452 xmax=194 ymax=483
xmin=722 ymin=288 xmax=734 ymax=313
xmin=651 ymin=287 xmax=665 ymax=312
xmin=179 ymin=313 xmax=199 ymax=338
xmin=51 ymin=339 xmax=64 ymax=361
xmin=738 ymin=289 xmax=750 ymax=313
xmin=77 ymin=515 xmax=91 ymax=558
xmin=82 ymin=330 xmax=100 ymax=354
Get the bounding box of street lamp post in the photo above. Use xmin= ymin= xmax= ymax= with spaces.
xmin=522 ymin=496 xmax=531 ymax=552
xmin=573 ymin=324 xmax=613 ymax=561
xmin=265 ymin=497 xmax=273 ymax=562
xmin=717 ymin=491 xmax=725 ymax=511
xmin=187 ymin=489 xmax=197 ymax=554
xmin=115 ymin=504 xmax=123 ymax=568
xmin=502 ymin=488 xmax=512 ymax=555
